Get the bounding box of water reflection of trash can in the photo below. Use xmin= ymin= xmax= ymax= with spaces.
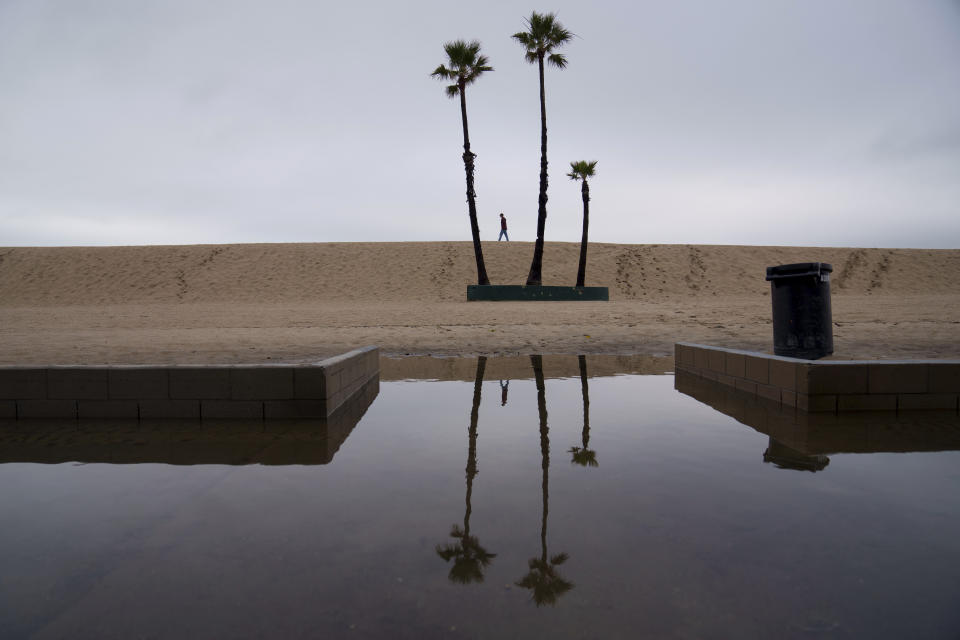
xmin=765 ymin=262 xmax=833 ymax=359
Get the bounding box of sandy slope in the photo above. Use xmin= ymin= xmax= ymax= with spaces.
xmin=0 ymin=242 xmax=957 ymax=364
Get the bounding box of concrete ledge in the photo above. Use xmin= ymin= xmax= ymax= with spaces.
xmin=1 ymin=346 xmax=380 ymax=420
xmin=676 ymin=343 xmax=960 ymax=413
xmin=467 ymin=284 xmax=609 ymax=301
xmin=0 ymin=376 xmax=381 ymax=466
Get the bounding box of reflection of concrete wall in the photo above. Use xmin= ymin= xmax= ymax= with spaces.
xmin=0 ymin=346 xmax=379 ymax=420
xmin=676 ymin=370 xmax=960 ymax=455
xmin=676 ymin=342 xmax=960 ymax=412
xmin=0 ymin=376 xmax=379 ymax=465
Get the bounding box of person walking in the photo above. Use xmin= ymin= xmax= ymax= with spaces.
xmin=498 ymin=213 xmax=509 ymax=241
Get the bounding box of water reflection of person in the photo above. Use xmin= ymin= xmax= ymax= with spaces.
xmin=569 ymin=355 xmax=598 ymax=467
xmin=436 ymin=357 xmax=496 ymax=583
xmin=516 ymin=355 xmax=573 ymax=606
xmin=500 ymin=379 xmax=509 ymax=406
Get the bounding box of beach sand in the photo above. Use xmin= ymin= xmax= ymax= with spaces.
xmin=1 ymin=242 xmax=957 ymax=365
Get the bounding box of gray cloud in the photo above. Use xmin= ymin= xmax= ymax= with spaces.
xmin=1 ymin=0 xmax=958 ymax=248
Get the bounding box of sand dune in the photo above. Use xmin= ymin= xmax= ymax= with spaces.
xmin=1 ymin=242 xmax=957 ymax=364
xmin=2 ymin=242 xmax=958 ymax=305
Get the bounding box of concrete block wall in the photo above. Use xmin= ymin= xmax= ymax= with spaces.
xmin=0 ymin=376 xmax=381 ymax=466
xmin=0 ymin=346 xmax=379 ymax=420
xmin=675 ymin=343 xmax=960 ymax=413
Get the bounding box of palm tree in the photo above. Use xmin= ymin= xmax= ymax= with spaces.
xmin=516 ymin=355 xmax=574 ymax=605
xmin=436 ymin=357 xmax=496 ymax=583
xmin=512 ymin=12 xmax=573 ymax=286
xmin=569 ymin=355 xmax=598 ymax=467
xmin=567 ymin=161 xmax=597 ymax=288
xmin=432 ymin=41 xmax=493 ymax=286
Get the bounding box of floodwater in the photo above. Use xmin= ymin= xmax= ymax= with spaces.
xmin=1 ymin=356 xmax=959 ymax=639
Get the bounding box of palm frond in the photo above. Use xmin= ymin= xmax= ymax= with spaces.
xmin=431 ymin=64 xmax=454 ymax=79
xmin=512 ymin=31 xmax=533 ymax=46
xmin=445 ymin=84 xmax=460 ymax=98
xmin=548 ymin=53 xmax=568 ymax=69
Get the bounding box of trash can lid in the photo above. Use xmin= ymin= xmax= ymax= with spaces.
xmin=765 ymin=262 xmax=833 ymax=281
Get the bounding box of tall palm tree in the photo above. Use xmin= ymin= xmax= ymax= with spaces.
xmin=512 ymin=12 xmax=573 ymax=286
xmin=569 ymin=355 xmax=598 ymax=467
xmin=567 ymin=161 xmax=597 ymax=288
xmin=432 ymin=41 xmax=493 ymax=286
xmin=516 ymin=355 xmax=574 ymax=605
xmin=436 ymin=357 xmax=496 ymax=583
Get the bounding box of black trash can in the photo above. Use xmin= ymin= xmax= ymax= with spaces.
xmin=765 ymin=262 xmax=833 ymax=359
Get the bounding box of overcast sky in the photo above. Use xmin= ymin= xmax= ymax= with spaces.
xmin=1 ymin=0 xmax=958 ymax=248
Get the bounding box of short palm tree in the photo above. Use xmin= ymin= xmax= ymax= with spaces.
xmin=567 ymin=161 xmax=597 ymax=288
xmin=512 ymin=12 xmax=573 ymax=286
xmin=432 ymin=41 xmax=493 ymax=286
xmin=569 ymin=355 xmax=598 ymax=467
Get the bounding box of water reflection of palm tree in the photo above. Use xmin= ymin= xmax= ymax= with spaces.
xmin=516 ymin=355 xmax=573 ymax=605
xmin=568 ymin=355 xmax=598 ymax=467
xmin=437 ymin=357 xmax=496 ymax=583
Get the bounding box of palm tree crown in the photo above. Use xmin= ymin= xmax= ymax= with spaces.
xmin=431 ymin=40 xmax=493 ymax=97
xmin=512 ymin=12 xmax=573 ymax=67
xmin=567 ymin=160 xmax=597 ymax=182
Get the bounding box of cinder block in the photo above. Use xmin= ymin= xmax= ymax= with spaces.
xmin=837 ymin=394 xmax=897 ymax=411
xmin=0 ymin=369 xmax=47 ymax=399
xmin=707 ymin=349 xmax=726 ymax=373
xmin=78 ymin=400 xmax=139 ymax=419
xmin=716 ymin=373 xmax=735 ymax=388
xmin=928 ymin=364 xmax=960 ymax=393
xmin=781 ymin=390 xmax=797 ymax=407
xmin=230 ymin=368 xmax=294 ymax=400
xmin=201 ymin=400 xmax=263 ymax=419
xmin=264 ymin=400 xmax=328 ymax=419
xmin=804 ymin=364 xmax=869 ymax=395
xmin=294 ymin=368 xmax=327 ymax=400
xmin=897 ymin=394 xmax=958 ymax=410
xmin=769 ymin=360 xmax=798 ymax=391
xmin=869 ymin=364 xmax=927 ymax=394
xmin=17 ymin=399 xmax=77 ymax=418
xmin=694 ymin=347 xmax=710 ymax=370
xmin=797 ymin=394 xmax=836 ymax=412
xmin=170 ymin=369 xmax=230 ymax=399
xmin=744 ymin=355 xmax=769 ymax=384
xmin=0 ymin=401 xmax=15 ymax=418
xmin=757 ymin=384 xmax=781 ymax=403
xmin=109 ymin=368 xmax=169 ymax=399
xmin=140 ymin=399 xmax=201 ymax=419
xmin=735 ymin=378 xmax=758 ymax=395
xmin=725 ymin=353 xmax=746 ymax=378
xmin=48 ymin=369 xmax=108 ymax=399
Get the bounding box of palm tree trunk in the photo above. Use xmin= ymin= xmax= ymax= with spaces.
xmin=531 ymin=354 xmax=549 ymax=562
xmin=575 ymin=179 xmax=589 ymax=287
xmin=464 ymin=356 xmax=485 ymax=536
xmin=460 ymin=82 xmax=490 ymax=286
xmin=578 ymin=355 xmax=590 ymax=449
xmin=526 ymin=55 xmax=549 ymax=286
